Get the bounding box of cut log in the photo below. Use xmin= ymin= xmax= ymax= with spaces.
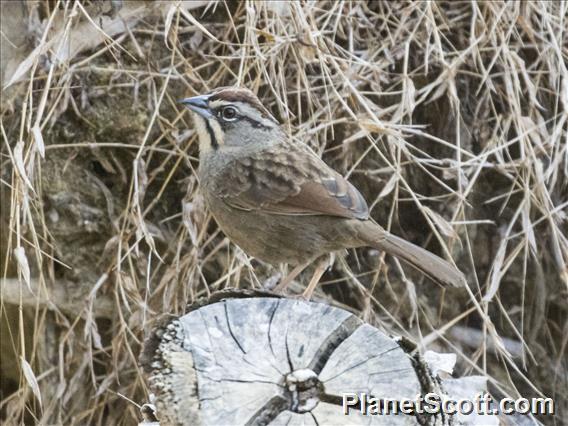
xmin=140 ymin=289 xmax=485 ymax=425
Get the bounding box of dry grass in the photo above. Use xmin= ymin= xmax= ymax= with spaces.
xmin=1 ymin=1 xmax=567 ymax=424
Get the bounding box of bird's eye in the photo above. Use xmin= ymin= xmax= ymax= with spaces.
xmin=221 ymin=106 xmax=238 ymax=121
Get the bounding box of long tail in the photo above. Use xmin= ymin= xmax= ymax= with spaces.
xmin=356 ymin=221 xmax=466 ymax=288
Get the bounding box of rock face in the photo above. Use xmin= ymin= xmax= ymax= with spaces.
xmin=141 ymin=290 xmax=468 ymax=426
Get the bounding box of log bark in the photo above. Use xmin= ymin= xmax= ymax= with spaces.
xmin=0 ymin=278 xmax=114 ymax=318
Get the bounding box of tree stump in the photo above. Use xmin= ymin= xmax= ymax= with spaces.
xmin=140 ymin=290 xmax=484 ymax=425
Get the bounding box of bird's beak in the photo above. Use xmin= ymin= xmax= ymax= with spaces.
xmin=178 ymin=95 xmax=213 ymax=118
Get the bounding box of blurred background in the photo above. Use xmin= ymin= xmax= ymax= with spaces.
xmin=1 ymin=1 xmax=566 ymax=424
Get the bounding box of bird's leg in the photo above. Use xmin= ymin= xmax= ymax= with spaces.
xmin=273 ymin=262 xmax=309 ymax=293
xmin=302 ymin=256 xmax=333 ymax=300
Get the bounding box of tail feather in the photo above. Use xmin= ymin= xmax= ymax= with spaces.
xmin=357 ymin=222 xmax=466 ymax=288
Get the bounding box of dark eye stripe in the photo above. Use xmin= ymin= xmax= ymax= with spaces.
xmin=214 ymin=107 xmax=272 ymax=131
xmin=240 ymin=115 xmax=272 ymax=129
xmin=209 ymin=90 xmax=277 ymax=123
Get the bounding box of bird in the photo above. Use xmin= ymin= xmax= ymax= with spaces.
xmin=180 ymin=87 xmax=466 ymax=298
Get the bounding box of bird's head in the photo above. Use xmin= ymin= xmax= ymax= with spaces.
xmin=179 ymin=87 xmax=280 ymax=153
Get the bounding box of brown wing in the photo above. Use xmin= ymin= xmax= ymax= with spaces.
xmin=212 ymin=144 xmax=369 ymax=220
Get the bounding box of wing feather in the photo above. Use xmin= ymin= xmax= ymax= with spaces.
xmin=212 ymin=143 xmax=369 ymax=220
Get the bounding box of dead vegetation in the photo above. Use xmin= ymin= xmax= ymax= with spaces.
xmin=0 ymin=1 xmax=566 ymax=424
